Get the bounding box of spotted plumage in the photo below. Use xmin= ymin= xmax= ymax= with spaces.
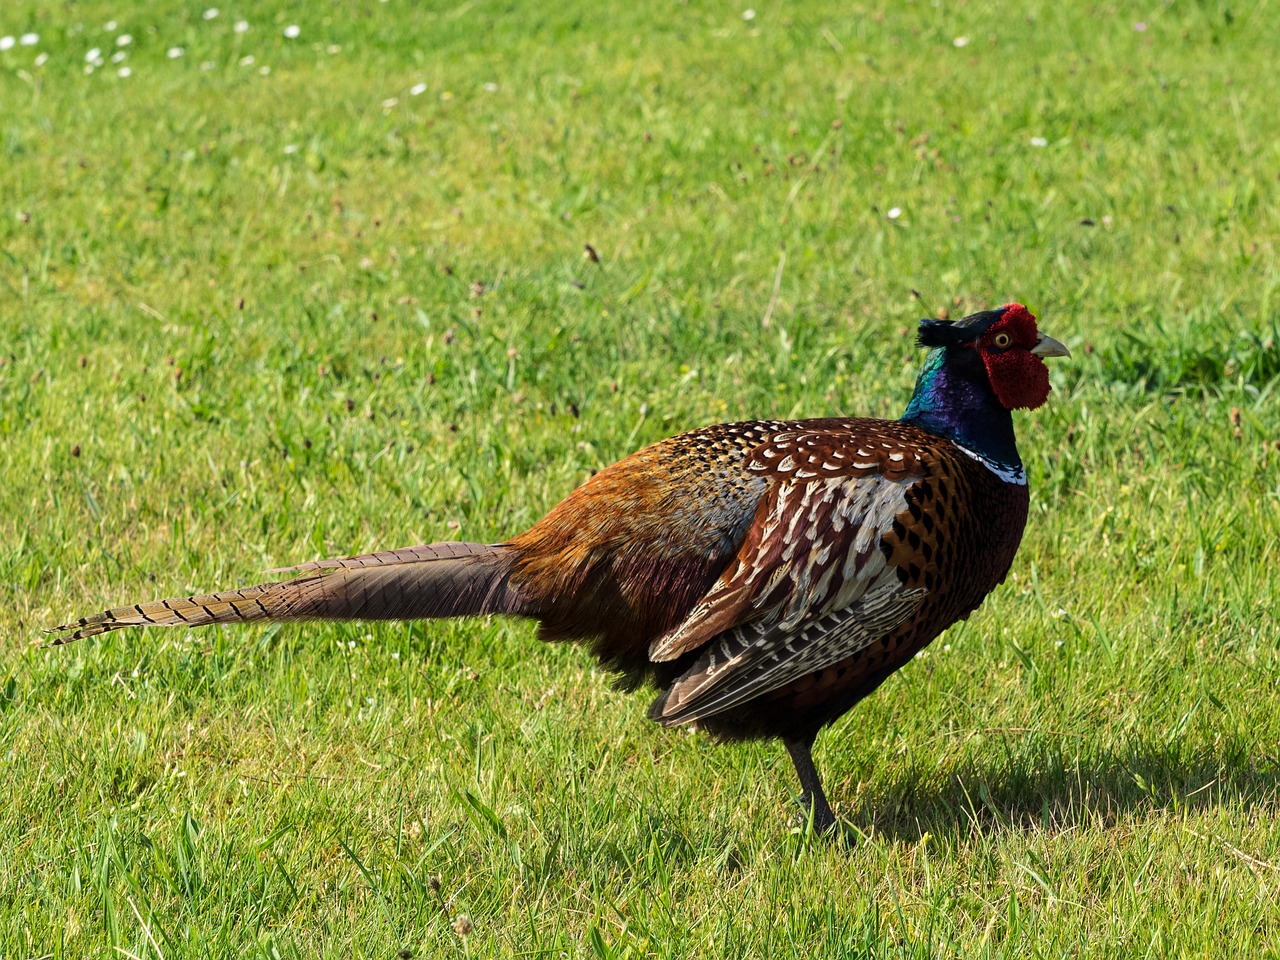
xmin=52 ymin=303 xmax=1069 ymax=834
xmin=646 ymin=422 xmax=1029 ymax=738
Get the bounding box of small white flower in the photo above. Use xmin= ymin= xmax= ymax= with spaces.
xmin=34 ymin=52 xmax=47 ymax=66
xmin=742 ymin=9 xmax=756 ymax=20
xmin=20 ymin=33 xmax=39 ymax=46
xmin=390 ymin=651 xmax=401 ymax=660
xmin=0 ymin=37 xmax=14 ymax=52
xmin=283 ymin=144 xmax=299 ymax=153
xmin=365 ymin=697 xmax=375 ymax=707
xmin=105 ymin=21 xmax=117 ymax=31
xmin=203 ymin=8 xmax=220 ymax=20
xmin=234 ymin=20 xmax=249 ymax=33
xmin=259 ymin=65 xmax=270 ymax=75
xmin=382 ymin=96 xmax=399 ymax=108
xmin=1030 ymin=136 xmax=1048 ymax=147
xmin=942 ymin=644 xmax=952 ymax=652
xmin=85 ymin=47 xmax=101 ymax=62
xmin=116 ymin=34 xmax=132 ymax=46
xmin=410 ymin=82 xmax=427 ymax=96
xmin=283 ymin=24 xmax=301 ymax=38
xmin=887 ymin=207 xmax=902 ymax=219
xmin=238 ymin=54 xmax=254 ymax=65
xmin=118 ymin=66 xmax=131 ymax=77
xmin=482 ymin=81 xmax=498 ymax=92
xmin=176 ymin=769 xmax=187 ymax=777
xmin=111 ymin=50 xmax=127 ymax=63
xmin=1055 ymin=640 xmax=1065 ymax=648
xmin=326 ymin=44 xmax=341 ymax=54
xmin=953 ymin=36 xmax=970 ymax=47
xmin=167 ymin=47 xmax=183 ymax=58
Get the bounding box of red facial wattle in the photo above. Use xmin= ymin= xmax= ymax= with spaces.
xmin=979 ymin=303 xmax=1052 ymax=410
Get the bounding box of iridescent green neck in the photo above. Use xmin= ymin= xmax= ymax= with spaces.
xmin=901 ymin=348 xmax=1021 ymax=468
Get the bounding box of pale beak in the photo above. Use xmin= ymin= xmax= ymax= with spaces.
xmin=1030 ymin=333 xmax=1071 ymax=359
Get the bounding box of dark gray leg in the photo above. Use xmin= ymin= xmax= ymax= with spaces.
xmin=784 ymin=736 xmax=837 ymax=834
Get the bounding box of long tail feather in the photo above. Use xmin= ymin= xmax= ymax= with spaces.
xmin=266 ymin=541 xmax=496 ymax=574
xmin=49 ymin=542 xmax=528 ymax=645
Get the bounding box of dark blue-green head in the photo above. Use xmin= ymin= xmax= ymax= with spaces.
xmin=902 ymin=303 xmax=1070 ymax=469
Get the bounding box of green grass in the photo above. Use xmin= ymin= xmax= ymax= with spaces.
xmin=2 ymin=0 xmax=1280 ymax=956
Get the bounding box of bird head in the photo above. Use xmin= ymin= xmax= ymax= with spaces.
xmin=916 ymin=303 xmax=1070 ymax=410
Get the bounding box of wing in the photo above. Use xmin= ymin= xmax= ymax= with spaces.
xmin=650 ymin=426 xmax=937 ymax=726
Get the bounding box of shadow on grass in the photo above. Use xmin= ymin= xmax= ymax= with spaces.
xmin=838 ymin=738 xmax=1280 ymax=844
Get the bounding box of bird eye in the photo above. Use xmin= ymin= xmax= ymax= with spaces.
xmin=993 ymin=332 xmax=1011 ymax=348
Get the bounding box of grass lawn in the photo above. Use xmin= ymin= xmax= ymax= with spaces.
xmin=2 ymin=0 xmax=1279 ymax=956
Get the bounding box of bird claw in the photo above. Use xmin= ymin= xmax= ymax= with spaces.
xmin=793 ymin=800 xmax=861 ymax=848
xmin=795 ymin=792 xmax=838 ymax=835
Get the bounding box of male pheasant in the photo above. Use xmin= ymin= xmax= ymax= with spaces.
xmin=52 ymin=303 xmax=1069 ymax=833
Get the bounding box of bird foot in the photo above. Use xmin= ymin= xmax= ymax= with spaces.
xmin=793 ymin=794 xmax=863 ymax=848
xmin=796 ymin=792 xmax=838 ymax=835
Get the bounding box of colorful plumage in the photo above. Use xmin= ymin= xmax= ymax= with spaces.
xmin=52 ymin=303 xmax=1069 ymax=833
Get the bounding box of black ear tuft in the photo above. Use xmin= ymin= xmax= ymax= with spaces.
xmin=916 ymin=317 xmax=968 ymax=349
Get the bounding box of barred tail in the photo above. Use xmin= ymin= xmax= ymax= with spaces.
xmin=48 ymin=542 xmax=529 ymax=645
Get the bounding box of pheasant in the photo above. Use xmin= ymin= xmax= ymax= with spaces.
xmin=52 ymin=303 xmax=1069 ymax=833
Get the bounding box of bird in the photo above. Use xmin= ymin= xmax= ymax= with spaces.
xmin=51 ymin=303 xmax=1069 ymax=834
